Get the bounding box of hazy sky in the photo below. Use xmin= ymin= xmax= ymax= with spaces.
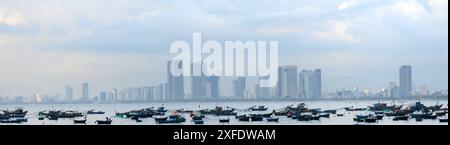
xmin=0 ymin=0 xmax=448 ymax=97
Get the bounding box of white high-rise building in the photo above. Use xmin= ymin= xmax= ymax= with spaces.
xmin=82 ymin=83 xmax=89 ymax=101
xmin=233 ymin=77 xmax=246 ymax=99
xmin=167 ymin=61 xmax=184 ymax=101
xmin=65 ymin=86 xmax=73 ymax=101
xmin=388 ymin=82 xmax=398 ymax=98
xmin=299 ymin=69 xmax=322 ymax=99
xmin=278 ymin=66 xmax=298 ymax=99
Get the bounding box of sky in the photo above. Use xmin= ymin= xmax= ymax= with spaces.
xmin=0 ymin=0 xmax=448 ymax=97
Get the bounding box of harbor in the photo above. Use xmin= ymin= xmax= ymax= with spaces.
xmin=0 ymin=100 xmax=447 ymax=125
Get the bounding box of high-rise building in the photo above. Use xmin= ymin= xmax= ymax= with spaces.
xmin=311 ymin=69 xmax=322 ymax=99
xmin=299 ymin=69 xmax=322 ymax=99
xmin=190 ymin=62 xmax=220 ymax=100
xmin=65 ymin=86 xmax=73 ymax=101
xmin=191 ymin=63 xmax=204 ymax=100
xmin=388 ymin=82 xmax=397 ymax=98
xmin=167 ymin=61 xmax=185 ymax=101
xmin=233 ymin=77 xmax=246 ymax=99
xmin=82 ymin=83 xmax=89 ymax=101
xmin=399 ymin=65 xmax=412 ymax=98
xmin=206 ymin=76 xmax=219 ymax=99
xmin=278 ymin=66 xmax=299 ymax=99
xmin=141 ymin=87 xmax=152 ymax=101
xmin=112 ymin=88 xmax=118 ymax=102
xmin=255 ymin=79 xmax=275 ymax=100
xmin=99 ymin=92 xmax=107 ymax=102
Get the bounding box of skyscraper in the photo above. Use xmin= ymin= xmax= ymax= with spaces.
xmin=299 ymin=69 xmax=322 ymax=100
xmin=255 ymin=76 xmax=275 ymax=100
xmin=388 ymin=82 xmax=398 ymax=98
xmin=399 ymin=65 xmax=412 ymax=98
xmin=191 ymin=63 xmax=204 ymax=100
xmin=65 ymin=86 xmax=73 ymax=101
xmin=82 ymin=83 xmax=89 ymax=101
xmin=311 ymin=69 xmax=322 ymax=99
xmin=278 ymin=66 xmax=299 ymax=99
xmin=100 ymin=92 xmax=107 ymax=102
xmin=206 ymin=76 xmax=220 ymax=99
xmin=167 ymin=61 xmax=185 ymax=101
xmin=190 ymin=62 xmax=220 ymax=100
xmin=233 ymin=77 xmax=246 ymax=99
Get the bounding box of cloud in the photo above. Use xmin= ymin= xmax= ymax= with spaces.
xmin=0 ymin=0 xmax=448 ymax=95
xmin=428 ymin=0 xmax=448 ymax=17
xmin=256 ymin=26 xmax=304 ymax=34
xmin=338 ymin=1 xmax=356 ymax=10
xmin=0 ymin=13 xmax=26 ymax=26
xmin=394 ymin=0 xmax=428 ymax=21
xmin=313 ymin=20 xmax=358 ymax=43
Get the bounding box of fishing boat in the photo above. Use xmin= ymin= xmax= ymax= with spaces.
xmin=385 ymin=110 xmax=410 ymax=117
xmin=0 ymin=114 xmax=10 ymax=120
xmin=38 ymin=116 xmax=45 ymax=120
xmin=0 ymin=118 xmax=22 ymax=123
xmin=154 ymin=116 xmax=168 ymax=122
xmin=439 ymin=118 xmax=448 ymax=123
xmin=194 ymin=120 xmax=204 ymax=125
xmin=412 ymin=111 xmax=437 ymax=120
xmin=155 ymin=114 xmax=186 ymax=124
xmin=115 ymin=112 xmax=127 ymax=118
xmin=1 ymin=108 xmax=28 ymax=118
xmin=311 ymin=115 xmax=321 ymax=120
xmin=435 ymin=110 xmax=446 ymax=116
xmin=192 ymin=115 xmax=203 ymax=121
xmin=416 ymin=117 xmax=423 ymax=122
xmin=423 ymin=114 xmax=438 ymax=120
xmin=249 ymin=106 xmax=269 ymax=111
xmin=157 ymin=107 xmax=168 ymax=113
xmin=353 ymin=114 xmax=369 ymax=122
xmin=87 ymin=110 xmax=105 ymax=115
xmin=322 ymin=110 xmax=337 ymax=114
xmin=374 ymin=112 xmax=385 ymax=120
xmin=364 ymin=116 xmax=377 ymax=123
xmin=238 ymin=115 xmax=250 ymax=122
xmin=16 ymin=118 xmax=28 ymax=122
xmin=213 ymin=107 xmax=237 ymax=116
xmin=344 ymin=107 xmax=367 ymax=111
xmin=219 ymin=118 xmax=230 ymax=123
xmin=96 ymin=117 xmax=113 ymax=125
xmin=393 ymin=116 xmax=409 ymax=121
xmin=46 ymin=110 xmax=83 ymax=118
xmin=273 ymin=109 xmax=290 ymax=116
xmin=298 ymin=113 xmax=313 ymax=121
xmin=250 ymin=115 xmax=264 ymax=121
xmin=375 ymin=114 xmax=384 ymax=120
xmin=48 ymin=116 xmax=58 ymax=120
xmin=318 ymin=113 xmax=331 ymax=118
xmin=177 ymin=109 xmax=194 ymax=114
xmin=266 ymin=117 xmax=279 ymax=122
xmin=368 ymin=102 xmax=402 ymax=111
xmin=74 ymin=117 xmax=87 ymax=124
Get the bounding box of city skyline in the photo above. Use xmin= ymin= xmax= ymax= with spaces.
xmin=0 ymin=0 xmax=448 ymax=97
xmin=1 ymin=63 xmax=448 ymax=104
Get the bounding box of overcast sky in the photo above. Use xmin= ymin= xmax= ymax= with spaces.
xmin=0 ymin=0 xmax=448 ymax=97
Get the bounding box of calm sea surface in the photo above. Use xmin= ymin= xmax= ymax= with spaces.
xmin=1 ymin=99 xmax=448 ymax=125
